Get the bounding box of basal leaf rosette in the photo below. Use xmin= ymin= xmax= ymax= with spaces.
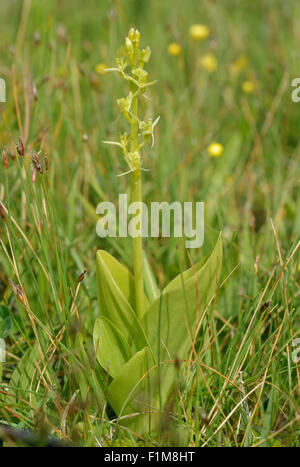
xmin=94 ymin=234 xmax=222 ymax=433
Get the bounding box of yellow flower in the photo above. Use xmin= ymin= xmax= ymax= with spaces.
xmin=189 ymin=24 xmax=210 ymax=41
xmin=95 ymin=63 xmax=108 ymax=75
xmin=230 ymin=55 xmax=248 ymax=74
xmin=207 ymin=142 xmax=223 ymax=157
xmin=200 ymin=53 xmax=218 ymax=72
xmin=167 ymin=42 xmax=182 ymax=56
xmin=242 ymin=80 xmax=254 ymax=93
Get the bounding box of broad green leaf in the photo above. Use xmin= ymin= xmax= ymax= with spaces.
xmin=141 ymin=235 xmax=222 ymax=413
xmin=142 ymin=234 xmax=222 ymax=363
xmin=96 ymin=250 xmax=149 ymax=352
xmin=98 ymin=250 xmax=149 ymax=311
xmin=108 ymin=347 xmax=159 ymax=433
xmin=93 ymin=317 xmax=132 ymax=377
xmin=163 ymin=255 xmax=208 ymax=294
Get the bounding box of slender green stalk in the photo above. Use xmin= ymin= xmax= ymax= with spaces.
xmin=131 ymin=168 xmax=144 ymax=320
xmin=130 ymin=86 xmax=144 ymax=320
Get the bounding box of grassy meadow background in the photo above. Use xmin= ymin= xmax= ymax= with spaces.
xmin=0 ymin=0 xmax=299 ymax=446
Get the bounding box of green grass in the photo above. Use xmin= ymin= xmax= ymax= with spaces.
xmin=0 ymin=0 xmax=299 ymax=447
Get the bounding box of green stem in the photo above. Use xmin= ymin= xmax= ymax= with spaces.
xmin=130 ymin=88 xmax=144 ymax=320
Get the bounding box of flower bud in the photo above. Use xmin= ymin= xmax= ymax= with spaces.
xmin=125 ymin=37 xmax=134 ymax=55
xmin=128 ymin=28 xmax=140 ymax=47
xmin=128 ymin=28 xmax=135 ymax=42
xmin=134 ymin=29 xmax=140 ymax=47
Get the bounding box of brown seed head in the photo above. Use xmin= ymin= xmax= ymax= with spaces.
xmin=44 ymin=153 xmax=48 ymax=172
xmin=16 ymin=136 xmax=24 ymax=156
xmin=0 ymin=202 xmax=6 ymax=222
xmin=2 ymin=146 xmax=7 ymax=169
xmin=32 ymin=82 xmax=38 ymax=101
xmin=9 ymin=279 xmax=25 ymax=303
xmin=32 ymin=152 xmax=43 ymax=175
xmin=77 ymin=269 xmax=87 ymax=283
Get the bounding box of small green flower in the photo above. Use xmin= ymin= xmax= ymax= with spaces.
xmin=132 ymin=68 xmax=148 ymax=86
xmin=140 ymin=47 xmax=151 ymax=67
xmin=117 ymin=92 xmax=134 ymax=122
xmin=139 ymin=116 xmax=160 ymax=147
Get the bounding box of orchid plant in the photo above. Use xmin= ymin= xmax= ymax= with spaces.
xmin=94 ymin=29 xmax=222 ymax=435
